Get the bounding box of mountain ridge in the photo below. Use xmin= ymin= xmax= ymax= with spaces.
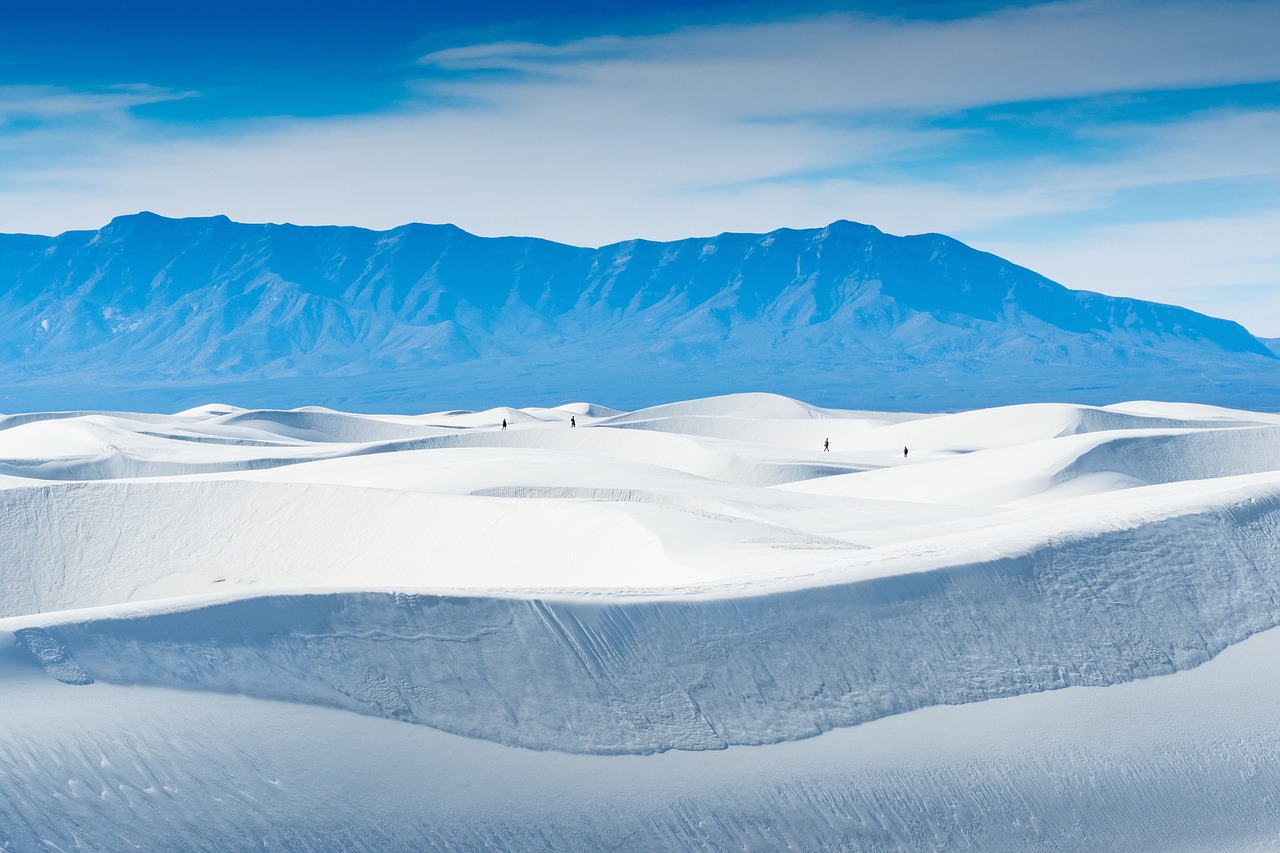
xmin=0 ymin=212 xmax=1274 ymax=413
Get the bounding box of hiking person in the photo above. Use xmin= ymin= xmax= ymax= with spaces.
xmin=570 ymin=415 xmax=576 ymax=428
xmin=501 ymin=418 xmax=507 ymax=430
xmin=823 ymin=438 xmax=829 ymax=452
xmin=903 ymin=446 xmax=908 ymax=458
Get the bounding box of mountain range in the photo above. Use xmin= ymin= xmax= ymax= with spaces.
xmin=0 ymin=212 xmax=1274 ymax=412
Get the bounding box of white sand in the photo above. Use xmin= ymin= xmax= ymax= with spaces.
xmin=3 ymin=391 xmax=1280 ymax=849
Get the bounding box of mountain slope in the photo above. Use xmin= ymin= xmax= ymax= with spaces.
xmin=0 ymin=213 xmax=1273 ymax=412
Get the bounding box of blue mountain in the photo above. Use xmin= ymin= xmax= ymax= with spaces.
xmin=0 ymin=212 xmax=1274 ymax=412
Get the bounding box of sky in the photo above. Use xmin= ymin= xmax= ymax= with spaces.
xmin=2 ymin=0 xmax=1279 ymax=334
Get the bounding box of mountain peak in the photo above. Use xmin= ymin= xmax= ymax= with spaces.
xmin=103 ymin=211 xmax=234 ymax=233
xmin=820 ymin=219 xmax=883 ymax=237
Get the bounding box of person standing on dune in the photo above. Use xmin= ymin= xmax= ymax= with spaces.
xmin=571 ymin=416 xmax=576 ymax=428
xmin=824 ymin=438 xmax=829 ymax=452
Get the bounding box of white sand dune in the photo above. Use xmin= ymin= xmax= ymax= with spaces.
xmin=3 ymin=391 xmax=1280 ymax=849
xmin=789 ymin=423 xmax=1280 ymax=507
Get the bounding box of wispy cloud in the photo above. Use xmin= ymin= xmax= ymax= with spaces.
xmin=416 ymin=1 xmax=1280 ymax=114
xmin=0 ymin=84 xmax=193 ymax=182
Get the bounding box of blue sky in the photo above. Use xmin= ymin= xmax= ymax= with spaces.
xmin=3 ymin=0 xmax=1279 ymax=334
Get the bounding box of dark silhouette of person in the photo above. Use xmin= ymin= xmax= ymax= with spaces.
xmin=903 ymin=446 xmax=908 ymax=458
xmin=823 ymin=438 xmax=829 ymax=452
xmin=501 ymin=418 xmax=507 ymax=430
xmin=570 ymin=415 xmax=576 ymax=428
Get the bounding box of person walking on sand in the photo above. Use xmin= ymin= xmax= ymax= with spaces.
xmin=903 ymin=446 xmax=908 ymax=458
xmin=501 ymin=418 xmax=507 ymax=431
xmin=570 ymin=415 xmax=576 ymax=428
xmin=824 ymin=438 xmax=829 ymax=452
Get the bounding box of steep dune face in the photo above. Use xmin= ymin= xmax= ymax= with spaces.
xmin=5 ymin=394 xmax=1280 ymax=847
xmin=0 ymin=215 xmax=1276 ymax=412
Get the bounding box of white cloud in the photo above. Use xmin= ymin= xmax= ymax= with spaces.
xmin=0 ymin=85 xmax=180 ymax=122
xmin=418 ymin=0 xmax=1280 ymax=115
